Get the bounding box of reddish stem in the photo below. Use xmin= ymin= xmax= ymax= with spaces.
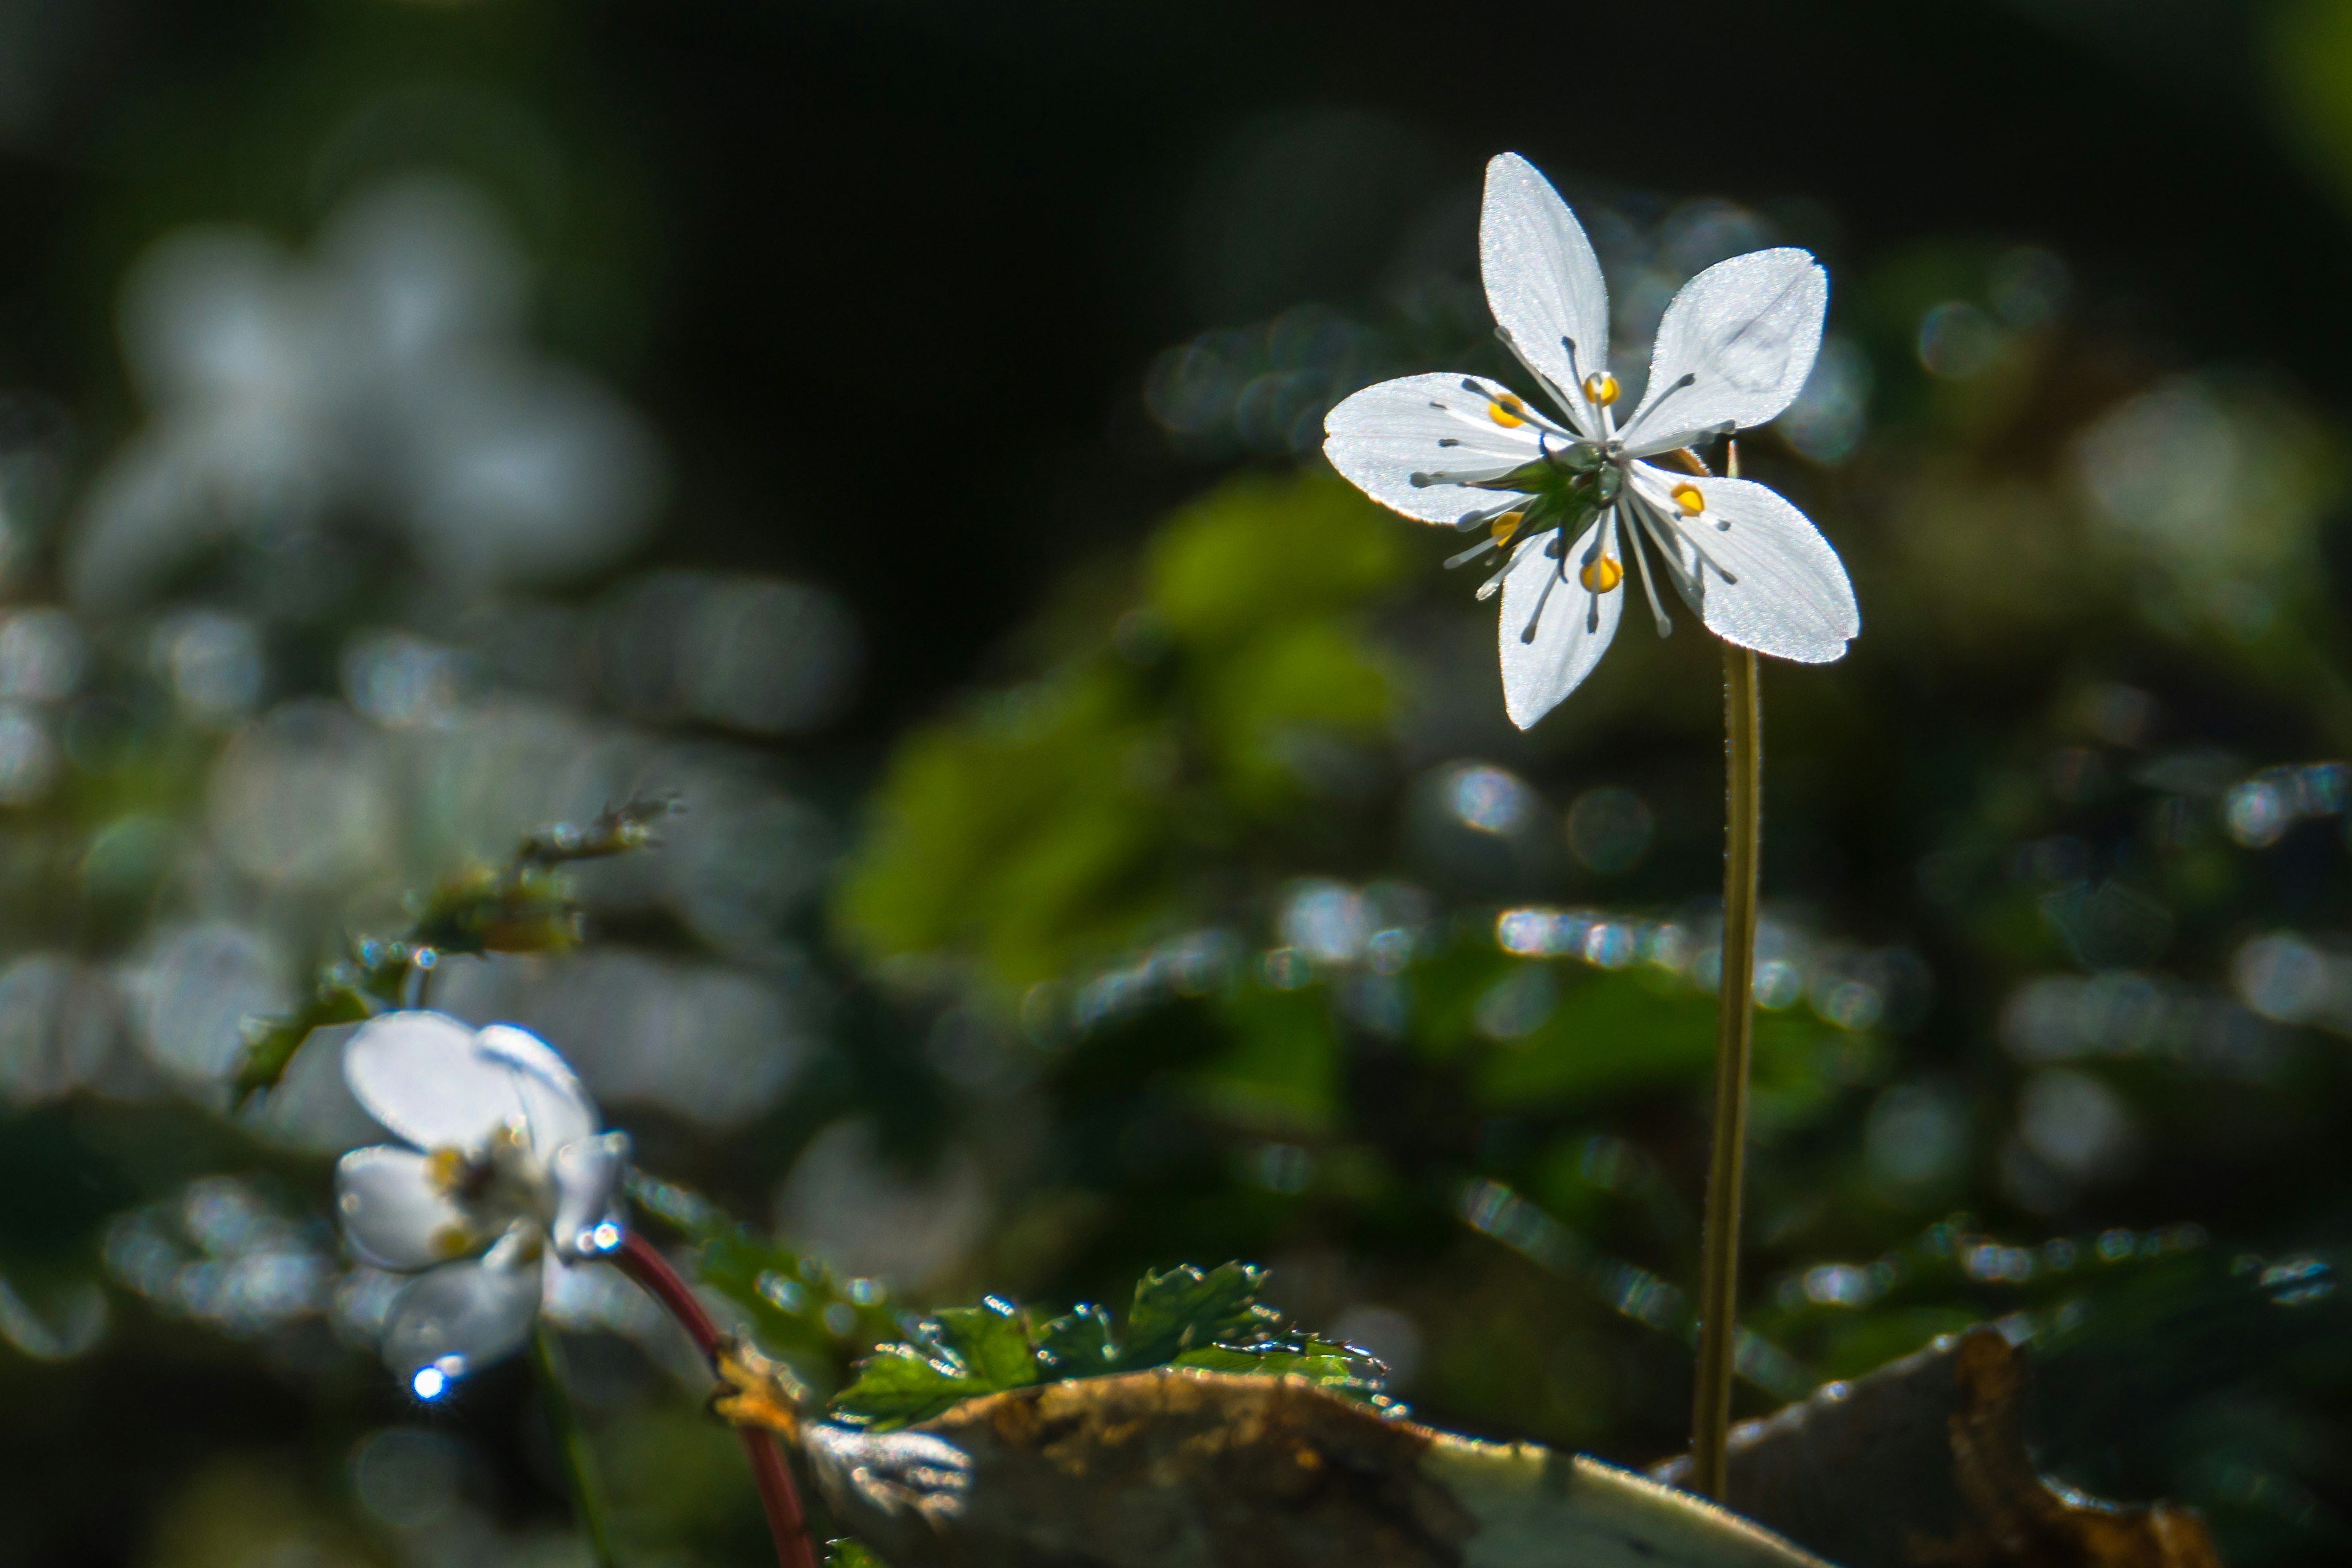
xmin=614 ymin=1229 xmax=820 ymax=1568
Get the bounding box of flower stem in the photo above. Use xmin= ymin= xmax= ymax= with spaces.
xmin=612 ymin=1229 xmax=820 ymax=1568
xmin=530 ymin=1325 xmax=619 ymax=1568
xmin=1689 ymin=641 xmax=1760 ymax=1500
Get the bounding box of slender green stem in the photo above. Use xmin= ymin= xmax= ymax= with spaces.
xmin=532 ymin=1325 xmax=620 ymax=1568
xmin=1690 ymin=643 xmax=1760 ymax=1500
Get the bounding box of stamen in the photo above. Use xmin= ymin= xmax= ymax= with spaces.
xmin=1493 ymin=327 xmax=1588 ymax=432
xmin=1453 ymin=494 xmax=1527 ymax=532
xmin=1488 ymin=394 xmax=1529 ymax=428
xmin=1410 ymin=465 xmax=1519 ymax=488
xmin=1438 ymin=437 xmax=1461 ymax=447
xmin=1578 ymin=553 xmax=1624 ymax=592
xmin=1626 ymin=492 xmax=1700 ymax=598
xmin=1521 ymin=547 xmax=1564 ymax=643
xmin=1625 ymin=514 xmax=1674 ymax=637
xmin=1642 ymin=488 xmax=1738 ymax=586
xmin=1491 ymin=511 xmax=1525 ymax=546
xmin=426 ymin=1148 xmax=467 ymax=1195
xmin=1671 ymin=482 xmax=1705 ymax=516
xmin=1444 ymin=537 xmax=1498 ymax=570
xmin=1474 ymin=556 xmax=1514 ymax=600
xmin=1618 ymin=371 xmax=1697 ymax=444
xmin=1583 ymin=371 xmax=1620 ymax=407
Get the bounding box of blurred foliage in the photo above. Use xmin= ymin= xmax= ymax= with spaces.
xmin=835 ymin=473 xmax=1404 ymax=987
xmin=234 ymin=797 xmax=676 ymax=1104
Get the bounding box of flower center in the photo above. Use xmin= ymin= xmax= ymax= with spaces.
xmin=425 ymin=1121 xmax=557 ymax=1258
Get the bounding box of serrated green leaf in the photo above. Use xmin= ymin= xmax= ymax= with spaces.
xmin=1035 ymin=1304 xmax=1117 ymax=1374
xmin=834 ymin=1299 xmax=1045 ymax=1431
xmin=230 ymin=985 xmax=374 ymax=1109
xmin=829 ymin=1343 xmax=996 ymax=1430
xmin=232 ymin=799 xmax=675 ymax=1101
xmin=1170 ymin=1338 xmax=1381 ymax=1393
xmin=823 ymin=1261 xmax=1392 ymax=1429
xmin=1121 ymin=1262 xmax=1276 ymax=1365
xmin=930 ymin=1298 xmax=1040 ymax=1390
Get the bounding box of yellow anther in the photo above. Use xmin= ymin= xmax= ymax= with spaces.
xmin=1671 ymin=482 xmax=1705 ymax=516
xmin=1490 ymin=511 xmax=1524 ymax=545
xmin=1488 ymin=396 xmax=1528 ymax=428
xmin=1580 ymin=555 xmax=1625 ymax=593
xmin=431 ymin=1224 xmax=475 ymax=1260
xmin=1583 ymin=372 xmax=1619 ymax=407
xmin=425 ymin=1148 xmax=467 ymax=1194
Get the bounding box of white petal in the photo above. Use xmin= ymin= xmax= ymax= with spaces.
xmin=380 ymin=1255 xmax=541 ymax=1381
xmin=1480 ymin=153 xmax=1610 ymax=434
xmin=1498 ymin=514 xmax=1623 ymax=729
xmin=1637 ymin=470 xmax=1856 ymax=663
xmin=335 ymin=1145 xmax=476 ymax=1271
xmin=551 ymin=1131 xmax=631 ymax=1258
xmin=345 ymin=1011 xmax=525 ymax=1152
xmin=475 ymin=1023 xmax=597 ymax=1154
xmin=1623 ymin=249 xmax=1826 ymax=453
xmin=1324 ymin=371 xmax=1544 ymax=526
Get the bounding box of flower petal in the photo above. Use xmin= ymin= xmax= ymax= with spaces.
xmin=380 ymin=1254 xmax=541 ymax=1382
xmin=475 ymin=1023 xmax=598 ymax=1155
xmin=551 ymin=1131 xmax=631 ymax=1259
xmin=1498 ymin=514 xmax=1623 ymax=729
xmin=345 ymin=1010 xmax=530 ymax=1153
xmin=1480 ymin=153 xmax=1610 ymax=434
xmin=1638 ymin=470 xmax=1857 ymax=663
xmin=335 ymin=1144 xmax=477 ymax=1270
xmin=1622 ymin=249 xmax=1826 ymax=454
xmin=1323 ymin=371 xmax=1545 ymax=526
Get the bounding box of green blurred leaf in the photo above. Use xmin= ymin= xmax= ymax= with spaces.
xmin=833 ymin=470 xmax=1411 ymax=989
xmin=232 ymin=799 xmax=674 ymax=1103
xmin=1147 ymin=471 xmax=1403 ymax=639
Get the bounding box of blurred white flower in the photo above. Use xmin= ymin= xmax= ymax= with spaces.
xmin=68 ymin=174 xmax=663 ymax=608
xmin=333 ymin=1011 xmax=627 ymax=1394
xmin=1324 ymin=153 xmax=1857 ymax=727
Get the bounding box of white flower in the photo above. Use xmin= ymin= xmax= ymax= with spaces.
xmin=1325 ymin=153 xmax=1860 ymax=728
xmin=333 ymin=1010 xmax=628 ymax=1395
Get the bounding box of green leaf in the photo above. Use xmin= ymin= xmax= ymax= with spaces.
xmin=1169 ymin=1336 xmax=1390 ymax=1402
xmin=825 ymin=1261 xmax=1394 ymax=1430
xmin=1035 ymin=1304 xmax=1117 ymax=1374
xmin=826 ymin=1540 xmax=883 ymax=1568
xmin=1120 ymin=1262 xmax=1278 ymax=1366
xmin=230 ymin=984 xmax=374 ymax=1109
xmin=832 ymin=1298 xmax=1044 ymax=1431
xmin=930 ymin=1298 xmax=1041 ymax=1390
xmin=829 ymin=1343 xmax=995 ymax=1431
xmin=231 ymin=798 xmax=674 ymax=1101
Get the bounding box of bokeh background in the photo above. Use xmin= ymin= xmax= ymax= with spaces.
xmin=6 ymin=1 xmax=2352 ymax=1564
